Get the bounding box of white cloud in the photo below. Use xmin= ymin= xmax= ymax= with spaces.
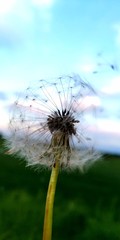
xmin=77 ymin=96 xmax=101 ymax=111
xmin=95 ymin=119 xmax=120 ymax=134
xmin=0 ymin=0 xmax=16 ymax=15
xmin=0 ymin=0 xmax=54 ymax=46
xmin=74 ymin=57 xmax=97 ymax=74
xmin=78 ymin=63 xmax=96 ymax=73
xmin=91 ymin=118 xmax=120 ymax=154
xmin=0 ymin=1 xmax=33 ymax=46
xmin=102 ymin=76 xmax=120 ymax=94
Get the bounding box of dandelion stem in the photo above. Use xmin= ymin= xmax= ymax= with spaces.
xmin=42 ymin=159 xmax=60 ymax=240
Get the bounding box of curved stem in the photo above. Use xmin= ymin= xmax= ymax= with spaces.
xmin=42 ymin=160 xmax=60 ymax=240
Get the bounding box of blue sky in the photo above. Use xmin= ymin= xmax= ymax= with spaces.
xmin=0 ymin=0 xmax=120 ymax=154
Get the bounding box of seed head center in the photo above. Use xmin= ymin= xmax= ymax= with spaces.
xmin=47 ymin=109 xmax=79 ymax=136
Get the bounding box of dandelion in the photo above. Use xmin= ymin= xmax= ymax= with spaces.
xmin=8 ymin=75 xmax=100 ymax=170
xmin=7 ymin=75 xmax=101 ymax=240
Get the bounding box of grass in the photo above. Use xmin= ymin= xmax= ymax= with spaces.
xmin=0 ymin=137 xmax=120 ymax=239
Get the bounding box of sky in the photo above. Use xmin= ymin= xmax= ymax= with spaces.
xmin=0 ymin=0 xmax=120 ymax=154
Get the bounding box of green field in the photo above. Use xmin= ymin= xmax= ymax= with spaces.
xmin=1 ymin=137 xmax=120 ymax=240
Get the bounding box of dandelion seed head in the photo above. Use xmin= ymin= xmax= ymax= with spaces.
xmin=7 ymin=75 xmax=101 ymax=171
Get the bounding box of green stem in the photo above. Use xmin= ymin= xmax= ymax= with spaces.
xmin=42 ymin=160 xmax=60 ymax=240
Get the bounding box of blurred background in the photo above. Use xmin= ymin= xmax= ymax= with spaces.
xmin=1 ymin=136 xmax=120 ymax=240
xmin=0 ymin=0 xmax=120 ymax=239
xmin=0 ymin=0 xmax=120 ymax=154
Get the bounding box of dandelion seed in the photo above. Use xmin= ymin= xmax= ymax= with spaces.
xmin=7 ymin=75 xmax=101 ymax=171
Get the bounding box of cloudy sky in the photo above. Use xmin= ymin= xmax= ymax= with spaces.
xmin=0 ymin=0 xmax=120 ymax=154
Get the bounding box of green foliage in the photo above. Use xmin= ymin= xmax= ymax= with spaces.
xmin=0 ymin=137 xmax=120 ymax=239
